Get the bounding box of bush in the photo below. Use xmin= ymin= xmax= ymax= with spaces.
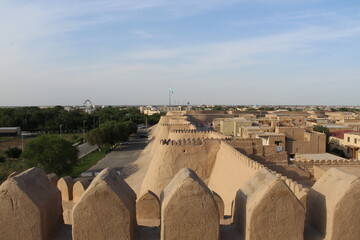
xmin=331 ymin=148 xmax=346 ymax=158
xmin=86 ymin=121 xmax=135 ymax=147
xmin=22 ymin=135 xmax=78 ymax=175
xmin=0 ymin=155 xmax=6 ymax=163
xmin=5 ymin=147 xmax=22 ymax=158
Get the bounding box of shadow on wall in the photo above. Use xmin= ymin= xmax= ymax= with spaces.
xmin=1 ymin=165 xmax=360 ymax=240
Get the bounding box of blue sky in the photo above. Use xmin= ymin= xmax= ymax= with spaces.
xmin=1 ymin=0 xmax=360 ymax=106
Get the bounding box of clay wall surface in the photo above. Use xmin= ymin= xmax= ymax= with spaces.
xmin=0 ymin=168 xmax=63 ymax=240
xmin=167 ymin=129 xmax=227 ymax=140
xmin=306 ymin=131 xmax=326 ymax=153
xmin=186 ymin=114 xmax=235 ymax=124
xmin=4 ymin=165 xmax=360 ymax=240
xmin=234 ymin=168 xmax=305 ymax=240
xmin=228 ymin=139 xmax=288 ymax=165
xmin=161 ymin=168 xmax=219 ymax=240
xmin=137 ymin=190 xmax=160 ymax=220
xmin=294 ymin=155 xmax=360 ymax=176
xmin=140 ymin=140 xmax=221 ymax=197
xmin=72 ymin=168 xmax=137 ymax=240
xmin=207 ymin=141 xmax=259 ymax=214
xmin=150 ymin=117 xmax=196 ymax=155
xmin=267 ymin=134 xmax=286 ymax=148
xmin=286 ymin=140 xmax=310 ymax=154
xmin=219 ymin=119 xmax=252 ymax=136
xmin=57 ymin=176 xmax=74 ymax=201
xmin=276 ymin=127 xmax=306 ymax=140
xmin=307 ymin=168 xmax=360 ymax=240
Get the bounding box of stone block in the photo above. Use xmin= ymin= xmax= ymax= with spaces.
xmin=213 ymin=191 xmax=225 ymax=220
xmin=0 ymin=168 xmax=63 ymax=240
xmin=234 ymin=168 xmax=305 ymax=240
xmin=47 ymin=173 xmax=59 ymax=186
xmin=161 ymin=168 xmax=219 ymax=240
xmin=136 ymin=190 xmax=160 ymax=220
xmin=57 ymin=176 xmax=74 ymax=201
xmin=73 ymin=179 xmax=92 ymax=203
xmin=306 ymin=168 xmax=360 ymax=240
xmin=72 ymin=168 xmax=137 ymax=240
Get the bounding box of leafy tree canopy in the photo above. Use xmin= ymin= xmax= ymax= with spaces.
xmin=22 ymin=135 xmax=78 ymax=175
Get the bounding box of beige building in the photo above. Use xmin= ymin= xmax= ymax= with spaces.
xmin=256 ymin=132 xmax=286 ymax=150
xmin=239 ymin=126 xmax=272 ymax=138
xmin=325 ymin=112 xmax=356 ymax=122
xmin=275 ymin=127 xmax=326 ymax=156
xmin=265 ymin=114 xmax=306 ymax=126
xmin=214 ymin=118 xmax=252 ymax=136
xmin=342 ymin=133 xmax=360 ymax=159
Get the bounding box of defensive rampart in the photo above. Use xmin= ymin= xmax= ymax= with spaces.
xmin=2 ymin=166 xmax=358 ymax=239
xmin=140 ymin=139 xmax=221 ymax=196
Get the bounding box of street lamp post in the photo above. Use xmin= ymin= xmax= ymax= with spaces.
xmin=83 ymin=120 xmax=87 ymax=138
xmin=60 ymin=124 xmax=63 ymax=138
xmin=21 ymin=132 xmax=24 ymax=151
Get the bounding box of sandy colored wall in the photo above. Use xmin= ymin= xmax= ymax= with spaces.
xmin=208 ymin=141 xmax=259 ymax=214
xmin=150 ymin=117 xmax=196 ymax=155
xmin=186 ymin=114 xmax=235 ymax=124
xmin=276 ymin=127 xmax=306 ymax=141
xmin=168 ymin=130 xmax=227 ymax=140
xmin=140 ymin=140 xmax=221 ymax=197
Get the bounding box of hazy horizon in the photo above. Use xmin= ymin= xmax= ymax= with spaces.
xmin=1 ymin=0 xmax=360 ymax=106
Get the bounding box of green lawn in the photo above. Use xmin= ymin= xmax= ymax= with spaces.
xmin=47 ymin=133 xmax=84 ymax=144
xmin=64 ymin=149 xmax=107 ymax=178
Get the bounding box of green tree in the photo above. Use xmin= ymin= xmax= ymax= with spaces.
xmin=86 ymin=121 xmax=137 ymax=147
xmin=22 ymin=135 xmax=78 ymax=175
xmin=313 ymin=125 xmax=330 ymax=150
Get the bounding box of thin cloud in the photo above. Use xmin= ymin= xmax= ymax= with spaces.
xmin=132 ymin=30 xmax=155 ymax=39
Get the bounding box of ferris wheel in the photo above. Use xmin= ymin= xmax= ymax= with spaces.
xmin=84 ymin=99 xmax=92 ymax=107
xmin=84 ymin=99 xmax=94 ymax=113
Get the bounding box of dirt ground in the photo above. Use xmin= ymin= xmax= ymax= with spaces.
xmin=0 ymin=137 xmax=34 ymax=153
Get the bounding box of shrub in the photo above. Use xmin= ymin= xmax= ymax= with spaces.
xmin=5 ymin=147 xmax=22 ymax=159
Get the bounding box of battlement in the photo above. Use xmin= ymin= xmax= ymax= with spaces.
xmin=295 ymin=158 xmax=360 ymax=165
xmin=159 ymin=138 xmax=204 ymax=146
xmin=170 ymin=129 xmax=214 ymax=133
xmin=161 ymin=123 xmax=192 ymax=126
xmin=207 ymin=141 xmax=307 ymax=211
xmin=2 ymin=167 xmax=358 ymax=240
xmin=159 ymin=137 xmax=232 ymax=146
xmin=226 ymin=142 xmax=307 ymax=197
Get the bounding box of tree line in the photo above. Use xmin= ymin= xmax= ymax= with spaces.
xmin=0 ymin=106 xmax=164 ymax=132
xmin=0 ymin=106 xmax=165 ymax=181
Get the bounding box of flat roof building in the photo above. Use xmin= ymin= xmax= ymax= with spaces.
xmin=0 ymin=127 xmax=21 ymax=137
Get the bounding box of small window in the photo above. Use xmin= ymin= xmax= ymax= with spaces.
xmin=348 ymin=137 xmax=351 ymax=142
xmin=355 ymin=139 xmax=358 ymax=144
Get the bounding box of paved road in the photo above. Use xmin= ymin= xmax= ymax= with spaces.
xmin=79 ymin=136 xmax=148 ymax=178
xmin=77 ymin=143 xmax=98 ymax=159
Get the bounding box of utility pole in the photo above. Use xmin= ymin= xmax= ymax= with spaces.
xmin=169 ymin=89 xmax=171 ymax=107
xmin=21 ymin=132 xmax=24 ymax=151
xmin=60 ymin=124 xmax=63 ymax=138
xmin=83 ymin=120 xmax=87 ymax=138
xmin=169 ymin=87 xmax=174 ymax=107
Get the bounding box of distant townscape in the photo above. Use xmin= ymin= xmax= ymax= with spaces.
xmin=1 ymin=105 xmax=360 ymax=239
